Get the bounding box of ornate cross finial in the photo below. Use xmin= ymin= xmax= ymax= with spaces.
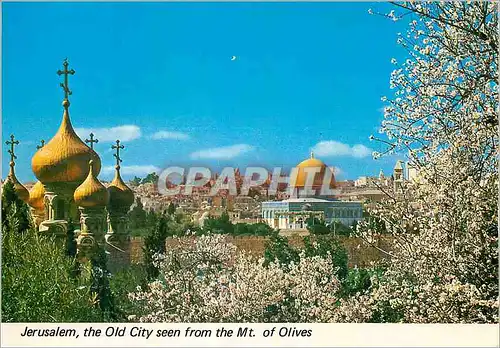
xmin=85 ymin=133 xmax=99 ymax=150
xmin=111 ymin=140 xmax=125 ymax=169
xmin=6 ymin=134 xmax=19 ymax=163
xmin=57 ymin=58 xmax=75 ymax=100
xmin=36 ymin=139 xmax=45 ymax=150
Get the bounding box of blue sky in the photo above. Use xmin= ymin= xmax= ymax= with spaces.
xmin=3 ymin=2 xmax=409 ymax=182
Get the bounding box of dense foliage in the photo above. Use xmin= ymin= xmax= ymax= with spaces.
xmin=1 ymin=183 xmax=102 ymax=322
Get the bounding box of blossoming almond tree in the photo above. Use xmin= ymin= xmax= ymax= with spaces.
xmin=348 ymin=1 xmax=498 ymax=323
xmin=129 ymin=234 xmax=342 ymax=323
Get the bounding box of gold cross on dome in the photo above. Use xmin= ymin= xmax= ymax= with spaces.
xmin=111 ymin=140 xmax=125 ymax=168
xmin=85 ymin=133 xmax=99 ymax=150
xmin=5 ymin=134 xmax=19 ymax=162
xmin=57 ymin=58 xmax=75 ymax=99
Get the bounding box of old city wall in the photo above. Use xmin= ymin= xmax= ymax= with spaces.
xmin=129 ymin=235 xmax=393 ymax=268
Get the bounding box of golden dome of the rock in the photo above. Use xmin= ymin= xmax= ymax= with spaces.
xmin=107 ymin=167 xmax=135 ymax=210
xmin=28 ymin=181 xmax=46 ymax=210
xmin=294 ymin=153 xmax=335 ymax=189
xmin=5 ymin=162 xmax=30 ymax=203
xmin=74 ymin=160 xmax=109 ymax=208
xmin=31 ymin=104 xmax=101 ymax=184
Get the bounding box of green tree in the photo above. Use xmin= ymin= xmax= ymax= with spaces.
xmin=128 ymin=197 xmax=147 ymax=229
xmin=1 ymin=228 xmax=102 ymax=322
xmin=129 ymin=176 xmax=142 ymax=186
xmin=306 ymin=216 xmax=330 ymax=235
xmin=264 ymin=234 xmax=349 ymax=280
xmin=143 ymin=213 xmax=170 ymax=280
xmin=88 ymin=247 xmax=122 ymax=321
xmin=167 ymin=202 xmax=176 ymax=215
xmin=203 ymin=212 xmax=234 ymax=234
xmin=263 ymin=233 xmax=300 ymax=268
xmin=141 ymin=172 xmax=159 ymax=184
xmin=303 ymin=235 xmax=348 ymax=280
xmin=1 ymin=180 xmax=32 ymax=233
xmin=145 ymin=209 xmax=158 ymax=228
xmin=329 ymin=221 xmax=354 ymax=236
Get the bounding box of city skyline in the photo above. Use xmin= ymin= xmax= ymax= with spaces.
xmin=3 ymin=2 xmax=408 ymax=182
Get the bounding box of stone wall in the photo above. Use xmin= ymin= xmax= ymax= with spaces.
xmin=130 ymin=235 xmax=392 ymax=268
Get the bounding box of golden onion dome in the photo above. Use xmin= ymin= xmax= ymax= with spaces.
xmin=31 ymin=101 xmax=101 ymax=184
xmin=5 ymin=162 xmax=30 ymax=203
xmin=294 ymin=152 xmax=335 ymax=189
xmin=74 ymin=160 xmax=109 ymax=208
xmin=28 ymin=181 xmax=46 ymax=210
xmin=107 ymin=166 xmax=135 ymax=210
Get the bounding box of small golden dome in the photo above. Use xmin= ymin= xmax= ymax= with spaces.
xmin=28 ymin=181 xmax=45 ymax=210
xmin=107 ymin=166 xmax=135 ymax=210
xmin=294 ymin=152 xmax=335 ymax=189
xmin=5 ymin=162 xmax=30 ymax=203
xmin=31 ymin=106 xmax=101 ymax=184
xmin=74 ymin=160 xmax=109 ymax=208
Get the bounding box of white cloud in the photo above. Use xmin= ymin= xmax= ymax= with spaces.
xmin=150 ymin=130 xmax=190 ymax=140
xmin=332 ymin=167 xmax=343 ymax=176
xmin=190 ymin=144 xmax=254 ymax=160
xmin=75 ymin=125 xmax=142 ymax=142
xmin=102 ymin=165 xmax=161 ymax=176
xmin=312 ymin=141 xmax=373 ymax=159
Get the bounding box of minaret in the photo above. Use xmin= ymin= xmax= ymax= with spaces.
xmin=31 ymin=59 xmax=101 ymax=237
xmin=73 ymin=160 xmax=109 ymax=263
xmin=393 ymin=160 xmax=404 ymax=193
xmin=106 ymin=140 xmax=135 ymax=272
xmin=28 ymin=140 xmax=47 ymax=227
xmin=4 ymin=134 xmax=29 ymax=203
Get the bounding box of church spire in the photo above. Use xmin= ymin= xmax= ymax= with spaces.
xmin=5 ymin=134 xmax=29 ymax=202
xmin=112 ymin=140 xmax=124 ymax=170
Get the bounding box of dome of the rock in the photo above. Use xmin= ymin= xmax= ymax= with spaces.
xmin=294 ymin=153 xmax=335 ymax=189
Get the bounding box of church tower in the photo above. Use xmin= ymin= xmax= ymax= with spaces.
xmin=105 ymin=140 xmax=135 ymax=271
xmin=73 ymin=160 xmax=109 ymax=262
xmin=31 ymin=59 xmax=101 ymax=237
xmin=28 ymin=141 xmax=47 ymax=227
xmin=4 ymin=135 xmax=30 ymax=203
xmin=393 ymin=160 xmax=404 ymax=193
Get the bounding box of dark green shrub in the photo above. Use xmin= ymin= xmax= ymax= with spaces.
xmin=143 ymin=213 xmax=170 ymax=280
xmin=1 ymin=228 xmax=102 ymax=322
xmin=1 ymin=180 xmax=32 ymax=233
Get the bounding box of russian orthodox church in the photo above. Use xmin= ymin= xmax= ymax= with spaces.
xmin=4 ymin=59 xmax=134 ymax=271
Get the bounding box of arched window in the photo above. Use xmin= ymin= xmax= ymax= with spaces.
xmin=55 ymin=199 xmax=65 ymax=220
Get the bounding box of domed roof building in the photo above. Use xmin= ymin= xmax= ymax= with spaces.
xmin=105 ymin=140 xmax=135 ymax=272
xmin=5 ymin=59 xmax=134 ymax=271
xmin=29 ymin=59 xmax=105 ymax=235
xmin=293 ymin=152 xmax=336 ymax=195
xmin=261 ymin=152 xmax=362 ymax=233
